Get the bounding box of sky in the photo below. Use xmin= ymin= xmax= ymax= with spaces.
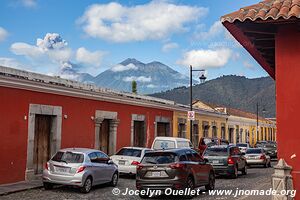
xmin=0 ymin=0 xmax=268 ymax=80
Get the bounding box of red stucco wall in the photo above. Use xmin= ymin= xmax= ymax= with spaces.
xmin=0 ymin=86 xmax=173 ymax=184
xmin=276 ymin=26 xmax=300 ymax=192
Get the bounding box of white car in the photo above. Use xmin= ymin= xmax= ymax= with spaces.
xmin=151 ymin=137 xmax=193 ymax=150
xmin=236 ymin=143 xmax=250 ymax=153
xmin=110 ymin=147 xmax=151 ymax=175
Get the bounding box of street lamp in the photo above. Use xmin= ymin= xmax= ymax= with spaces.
xmin=190 ymin=65 xmax=206 ymax=144
xmin=256 ymin=103 xmax=267 ymax=142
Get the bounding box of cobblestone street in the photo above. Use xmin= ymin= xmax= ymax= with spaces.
xmin=1 ymin=162 xmax=276 ymax=200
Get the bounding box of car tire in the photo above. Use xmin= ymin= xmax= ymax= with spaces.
xmin=80 ymin=176 xmax=93 ymax=193
xmin=205 ymin=172 xmax=215 ymax=191
xmin=110 ymin=172 xmax=118 ymax=187
xmin=185 ymin=176 xmax=195 ymax=199
xmin=264 ymin=162 xmax=268 ymax=168
xmin=242 ymin=165 xmax=247 ymax=175
xmin=43 ymin=182 xmax=53 ymax=190
xmin=231 ymin=165 xmax=238 ymax=179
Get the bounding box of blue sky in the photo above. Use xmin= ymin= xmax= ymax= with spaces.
xmin=0 ymin=0 xmax=268 ymax=80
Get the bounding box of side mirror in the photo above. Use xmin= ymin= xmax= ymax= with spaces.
xmin=241 ymin=152 xmax=246 ymax=156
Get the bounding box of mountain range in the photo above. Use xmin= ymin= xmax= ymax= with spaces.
xmin=150 ymin=75 xmax=276 ymax=118
xmin=61 ymin=58 xmax=190 ymax=94
xmin=58 ymin=59 xmax=276 ymax=118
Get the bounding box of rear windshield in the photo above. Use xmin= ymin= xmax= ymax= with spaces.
xmin=237 ymin=143 xmax=247 ymax=147
xmin=204 ymin=148 xmax=228 ymax=156
xmin=177 ymin=141 xmax=191 ymax=148
xmin=153 ymin=140 xmax=175 ymax=149
xmin=52 ymin=151 xmax=84 ymax=163
xmin=141 ymin=152 xmax=178 ymax=164
xmin=246 ymin=149 xmax=262 ymax=154
xmin=116 ymin=148 xmax=142 ymax=157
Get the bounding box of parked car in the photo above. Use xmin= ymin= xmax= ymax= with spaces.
xmin=255 ymin=141 xmax=277 ymax=159
xmin=236 ymin=143 xmax=250 ymax=153
xmin=203 ymin=145 xmax=247 ymax=178
xmin=254 ymin=141 xmax=268 ymax=148
xmin=198 ymin=137 xmax=229 ymax=155
xmin=42 ymin=148 xmax=118 ymax=193
xmin=245 ymin=148 xmax=271 ymax=168
xmin=136 ymin=148 xmax=215 ymax=198
xmin=110 ymin=147 xmax=151 ymax=175
xmin=151 ymin=137 xmax=193 ymax=150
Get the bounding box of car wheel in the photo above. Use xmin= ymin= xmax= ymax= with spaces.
xmin=231 ymin=165 xmax=238 ymax=179
xmin=43 ymin=182 xmax=53 ymax=190
xmin=185 ymin=176 xmax=195 ymax=199
xmin=242 ymin=165 xmax=247 ymax=175
xmin=205 ymin=172 xmax=215 ymax=191
xmin=264 ymin=162 xmax=268 ymax=168
xmin=80 ymin=176 xmax=92 ymax=193
xmin=110 ymin=172 xmax=118 ymax=187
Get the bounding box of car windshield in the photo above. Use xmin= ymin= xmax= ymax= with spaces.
xmin=141 ymin=152 xmax=178 ymax=164
xmin=237 ymin=143 xmax=247 ymax=147
xmin=246 ymin=149 xmax=262 ymax=154
xmin=116 ymin=148 xmax=142 ymax=157
xmin=204 ymin=148 xmax=228 ymax=156
xmin=153 ymin=140 xmax=175 ymax=149
xmin=52 ymin=151 xmax=84 ymax=163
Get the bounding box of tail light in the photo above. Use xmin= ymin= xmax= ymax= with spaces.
xmin=227 ymin=157 xmax=234 ymax=165
xmin=131 ymin=161 xmax=140 ymax=166
xmin=169 ymin=163 xmax=186 ymax=169
xmin=260 ymin=155 xmax=266 ymax=160
xmin=45 ymin=162 xmax=49 ymax=170
xmin=76 ymin=166 xmax=86 ymax=173
xmin=137 ymin=164 xmax=144 ymax=170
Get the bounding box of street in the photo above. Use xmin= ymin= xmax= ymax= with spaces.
xmin=1 ymin=161 xmax=276 ymax=200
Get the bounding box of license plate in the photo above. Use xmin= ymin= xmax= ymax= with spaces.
xmin=212 ymin=160 xmax=219 ymax=164
xmin=56 ymin=167 xmax=69 ymax=173
xmin=151 ymin=171 xmax=161 ymax=177
xmin=118 ymin=160 xmax=126 ymax=165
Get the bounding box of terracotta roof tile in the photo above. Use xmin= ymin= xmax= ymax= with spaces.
xmin=221 ymin=0 xmax=300 ymax=23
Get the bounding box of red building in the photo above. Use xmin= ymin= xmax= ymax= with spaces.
xmin=222 ymin=0 xmax=300 ymax=196
xmin=0 ymin=66 xmax=176 ymax=184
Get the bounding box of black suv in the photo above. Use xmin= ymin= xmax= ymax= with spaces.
xmin=136 ymin=148 xmax=215 ymax=198
xmin=203 ymin=145 xmax=247 ymax=178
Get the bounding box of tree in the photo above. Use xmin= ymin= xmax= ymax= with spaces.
xmin=132 ymin=80 xmax=137 ymax=94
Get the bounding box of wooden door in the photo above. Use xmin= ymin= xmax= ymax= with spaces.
xmin=100 ymin=119 xmax=110 ymax=154
xmin=157 ymin=122 xmax=167 ymax=136
xmin=134 ymin=121 xmax=145 ymax=147
xmin=33 ymin=115 xmax=52 ymax=174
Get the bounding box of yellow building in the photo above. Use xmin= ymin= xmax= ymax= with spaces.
xmin=172 ymin=101 xmax=228 ymax=146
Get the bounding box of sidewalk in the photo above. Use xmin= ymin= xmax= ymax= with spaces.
xmin=0 ymin=180 xmax=42 ymax=196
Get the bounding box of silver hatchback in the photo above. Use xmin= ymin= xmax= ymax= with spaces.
xmin=42 ymin=148 xmax=118 ymax=193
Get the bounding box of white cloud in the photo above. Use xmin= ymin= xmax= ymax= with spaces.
xmin=0 ymin=27 xmax=8 ymax=42
xmin=123 ymin=76 xmax=152 ymax=82
xmin=10 ymin=42 xmax=43 ymax=58
xmin=76 ymin=47 xmax=105 ymax=67
xmin=21 ymin=0 xmax=37 ymax=8
xmin=78 ymin=1 xmax=208 ymax=42
xmin=177 ymin=48 xmax=232 ymax=68
xmin=0 ymin=57 xmax=26 ymax=69
xmin=111 ymin=63 xmax=138 ymax=72
xmin=243 ymin=61 xmax=255 ymax=70
xmin=146 ymin=84 xmax=157 ymax=88
xmin=194 ymin=21 xmax=224 ymax=40
xmin=11 ymin=33 xmax=72 ymax=67
xmin=162 ymin=42 xmax=179 ymax=53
